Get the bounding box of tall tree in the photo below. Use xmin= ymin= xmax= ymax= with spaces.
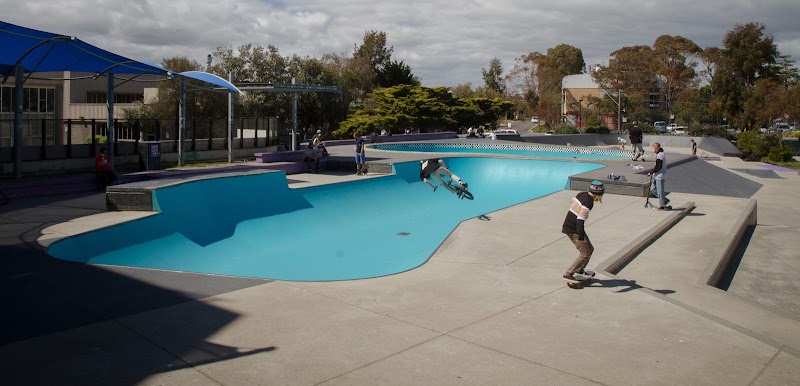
xmin=353 ymin=30 xmax=394 ymax=87
xmin=711 ymin=22 xmax=780 ymax=125
xmin=546 ymin=44 xmax=586 ymax=76
xmin=653 ymin=35 xmax=702 ymax=117
xmin=593 ymin=45 xmax=659 ymax=123
xmin=377 ymin=59 xmax=420 ymax=87
xmin=482 ymin=58 xmax=506 ymax=94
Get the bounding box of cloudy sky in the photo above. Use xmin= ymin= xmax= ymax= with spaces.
xmin=4 ymin=0 xmax=799 ymax=87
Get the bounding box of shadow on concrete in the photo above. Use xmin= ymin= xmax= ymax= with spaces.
xmin=716 ymin=224 xmax=756 ymax=291
xmin=1 ymin=192 xmax=272 ymax=384
xmin=591 ymin=278 xmax=677 ymax=295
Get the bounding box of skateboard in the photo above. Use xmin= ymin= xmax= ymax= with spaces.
xmin=447 ymin=180 xmax=474 ymax=200
xmin=644 ymin=197 xmax=672 ymax=210
xmin=563 ymin=270 xmax=596 ymax=289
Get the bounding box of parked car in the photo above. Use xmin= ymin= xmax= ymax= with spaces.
xmin=531 ymin=116 xmax=540 ymax=124
xmin=654 ymin=121 xmax=667 ymax=133
xmin=494 ymin=129 xmax=518 ymax=134
xmin=667 ymin=123 xmax=687 ymax=133
xmin=773 ymin=122 xmax=791 ymax=133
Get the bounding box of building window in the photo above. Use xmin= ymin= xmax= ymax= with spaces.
xmin=0 ymin=86 xmax=56 ymax=113
xmin=0 ymin=86 xmax=11 ymax=113
xmin=86 ymin=91 xmax=144 ymax=104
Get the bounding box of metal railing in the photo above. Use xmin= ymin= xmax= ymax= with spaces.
xmin=0 ymin=117 xmax=286 ymax=163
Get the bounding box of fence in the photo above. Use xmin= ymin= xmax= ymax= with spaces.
xmin=0 ymin=117 xmax=286 ymax=164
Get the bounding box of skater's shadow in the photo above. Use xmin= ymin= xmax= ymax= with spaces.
xmin=594 ymin=279 xmax=676 ymax=295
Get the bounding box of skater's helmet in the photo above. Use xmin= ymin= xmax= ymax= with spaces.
xmin=588 ymin=180 xmax=605 ymax=201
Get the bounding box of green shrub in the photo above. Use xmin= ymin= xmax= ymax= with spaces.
xmin=585 ymin=126 xmax=611 ymax=134
xmin=86 ymin=134 xmax=107 ymax=144
xmin=688 ymin=124 xmax=728 ymax=138
xmin=552 ymin=124 xmax=580 ymax=134
xmin=767 ymin=144 xmax=796 ymax=163
xmin=736 ymin=130 xmax=781 ymax=160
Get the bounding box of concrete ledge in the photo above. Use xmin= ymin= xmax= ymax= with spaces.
xmin=698 ymin=199 xmax=758 ymax=287
xmin=105 ymin=169 xmax=277 ymax=211
xmin=595 ymin=201 xmax=696 ymax=274
xmin=570 ymin=177 xmax=648 ymax=197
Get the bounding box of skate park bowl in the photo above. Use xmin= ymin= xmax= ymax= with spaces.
xmin=47 ymin=157 xmax=602 ymax=281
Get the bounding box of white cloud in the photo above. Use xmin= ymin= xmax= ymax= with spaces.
xmin=3 ymin=0 xmax=799 ymax=87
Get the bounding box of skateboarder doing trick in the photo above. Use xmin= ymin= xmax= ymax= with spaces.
xmin=420 ymin=158 xmax=468 ymax=197
xmin=562 ymin=181 xmax=605 ymax=285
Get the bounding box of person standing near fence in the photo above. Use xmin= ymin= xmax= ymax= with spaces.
xmin=95 ymin=147 xmax=117 ymax=191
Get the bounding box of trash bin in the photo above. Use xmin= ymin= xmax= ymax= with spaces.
xmin=138 ymin=141 xmax=161 ymax=170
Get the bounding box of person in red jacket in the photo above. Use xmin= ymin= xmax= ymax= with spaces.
xmin=95 ymin=147 xmax=117 ymax=191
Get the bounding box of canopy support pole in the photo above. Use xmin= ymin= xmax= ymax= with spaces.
xmin=106 ymin=72 xmax=115 ymax=170
xmin=178 ymin=78 xmax=186 ymax=166
xmin=13 ymin=65 xmax=23 ymax=178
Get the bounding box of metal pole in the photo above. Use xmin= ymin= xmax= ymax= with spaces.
xmin=106 ymin=72 xmax=115 ymax=170
xmin=227 ymin=71 xmax=234 ymax=163
xmin=618 ymin=89 xmax=622 ymax=132
xmin=178 ymin=78 xmax=186 ymax=166
xmin=292 ymin=77 xmax=297 ymax=151
xmin=13 ymin=65 xmax=23 ymax=178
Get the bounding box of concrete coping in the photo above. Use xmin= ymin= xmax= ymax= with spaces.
xmin=698 ymin=199 xmax=758 ymax=287
xmin=595 ymin=201 xmax=696 ymax=274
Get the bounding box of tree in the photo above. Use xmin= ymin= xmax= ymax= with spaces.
xmin=293 ymin=56 xmax=346 ymax=137
xmin=353 ymin=30 xmax=394 ymax=88
xmin=711 ymin=22 xmax=780 ymax=127
xmin=742 ymin=78 xmax=787 ymax=128
xmin=507 ymin=45 xmax=585 ymax=127
xmin=653 ymin=35 xmax=702 ymax=117
xmin=377 ymin=59 xmax=420 ymax=87
xmin=593 ymin=46 xmax=659 ymax=123
xmin=482 ymin=58 xmax=506 ymax=94
xmin=335 ymin=85 xmax=512 ymax=138
xmin=546 ymin=44 xmax=585 ymax=76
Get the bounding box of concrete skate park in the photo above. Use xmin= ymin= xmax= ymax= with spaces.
xmin=1 ymin=126 xmax=799 ymax=385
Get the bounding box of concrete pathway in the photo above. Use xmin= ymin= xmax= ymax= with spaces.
xmin=1 ymin=147 xmax=799 ymax=385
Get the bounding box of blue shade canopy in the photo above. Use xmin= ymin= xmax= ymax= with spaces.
xmin=0 ymin=20 xmax=240 ymax=93
xmin=180 ymin=71 xmax=243 ymax=95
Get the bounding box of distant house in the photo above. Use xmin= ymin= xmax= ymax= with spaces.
xmin=561 ymin=74 xmax=603 ymax=129
xmin=561 ymin=73 xmax=665 ymax=130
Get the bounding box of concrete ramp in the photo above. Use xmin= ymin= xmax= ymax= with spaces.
xmin=667 ymin=159 xmax=762 ymax=198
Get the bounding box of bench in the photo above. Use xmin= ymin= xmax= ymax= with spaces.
xmin=254 ymin=149 xmax=327 ymax=174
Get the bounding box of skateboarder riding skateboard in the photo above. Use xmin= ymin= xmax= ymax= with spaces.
xmin=562 ymin=180 xmax=604 ymax=285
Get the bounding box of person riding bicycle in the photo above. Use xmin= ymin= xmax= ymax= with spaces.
xmin=420 ymin=158 xmax=467 ymax=195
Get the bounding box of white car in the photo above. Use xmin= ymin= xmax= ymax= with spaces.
xmin=494 ymin=129 xmax=518 ymax=134
xmin=667 ymin=123 xmax=687 ymax=133
xmin=531 ymin=116 xmax=540 ymax=124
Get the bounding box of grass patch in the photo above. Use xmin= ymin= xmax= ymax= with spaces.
xmin=763 ymin=160 xmax=800 ymax=170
